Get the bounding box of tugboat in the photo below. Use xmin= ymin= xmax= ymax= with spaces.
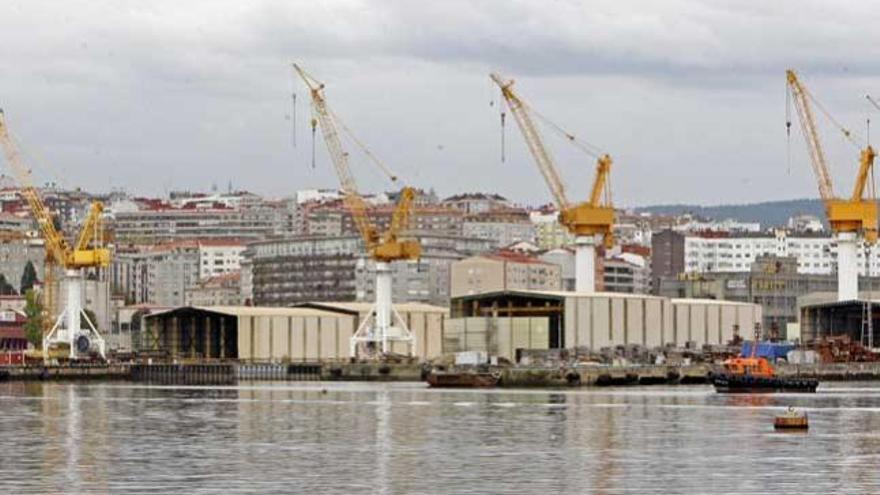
xmin=712 ymin=326 xmax=818 ymax=393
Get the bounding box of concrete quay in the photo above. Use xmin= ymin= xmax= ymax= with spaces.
xmin=496 ymin=364 xmax=712 ymax=387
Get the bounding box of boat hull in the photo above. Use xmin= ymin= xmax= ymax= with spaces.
xmin=712 ymin=373 xmax=818 ymax=393
xmin=426 ymin=371 xmax=500 ymax=388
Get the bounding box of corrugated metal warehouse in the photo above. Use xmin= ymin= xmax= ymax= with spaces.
xmin=449 ymin=290 xmax=762 ymax=361
xmin=142 ymin=303 xmax=448 ymax=362
xmin=798 ymin=291 xmax=880 ymax=343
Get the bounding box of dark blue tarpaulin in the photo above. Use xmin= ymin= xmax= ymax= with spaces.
xmin=741 ymin=341 xmax=795 ymax=360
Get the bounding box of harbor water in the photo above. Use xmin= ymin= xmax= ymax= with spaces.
xmin=1 ymin=381 xmax=879 ymax=494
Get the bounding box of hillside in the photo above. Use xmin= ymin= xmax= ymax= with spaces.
xmin=632 ymin=198 xmax=825 ymax=228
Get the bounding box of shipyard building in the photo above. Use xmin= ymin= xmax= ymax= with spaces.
xmin=447 ymin=290 xmax=760 ymax=362
xmin=139 ymin=303 xmax=448 ymax=361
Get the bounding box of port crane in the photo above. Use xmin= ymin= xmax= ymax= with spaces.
xmin=786 ymin=70 xmax=877 ymax=301
xmin=0 ymin=109 xmax=110 ymax=360
xmin=491 ymin=73 xmax=614 ymax=292
xmin=293 ymin=63 xmax=421 ymax=357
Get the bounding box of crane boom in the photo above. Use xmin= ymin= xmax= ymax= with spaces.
xmin=294 ymin=63 xmax=419 ymax=357
xmin=294 ymin=63 xmax=420 ymax=263
xmin=490 ymin=73 xmax=570 ymax=209
xmin=786 ymin=70 xmax=835 ymax=201
xmin=491 ymin=72 xmax=615 ymax=249
xmin=293 ymin=64 xmax=379 ymax=249
xmin=0 ymin=110 xmax=71 ymax=265
xmin=786 ymin=69 xmax=878 ymax=245
xmin=589 ymin=155 xmax=612 ymax=207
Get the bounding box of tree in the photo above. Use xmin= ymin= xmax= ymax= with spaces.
xmin=20 ymin=261 xmax=38 ymax=294
xmin=0 ymin=274 xmax=15 ymax=296
xmin=23 ymin=289 xmax=43 ymax=348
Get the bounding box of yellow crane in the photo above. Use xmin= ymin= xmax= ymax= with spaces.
xmin=0 ymin=109 xmax=111 ymax=359
xmin=294 ymin=63 xmax=420 ymax=356
xmin=786 ymin=69 xmax=877 ymax=301
xmin=491 ymin=72 xmax=614 ymax=292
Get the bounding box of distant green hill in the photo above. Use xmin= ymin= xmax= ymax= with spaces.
xmin=633 ymin=199 xmax=825 ymax=228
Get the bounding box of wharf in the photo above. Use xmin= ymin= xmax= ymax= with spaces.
xmin=776 ymin=362 xmax=880 ymax=381
xmin=5 ymin=361 xmax=880 ymax=385
xmin=496 ymin=364 xmax=711 ymax=387
xmin=1 ymin=364 xmax=130 ymax=381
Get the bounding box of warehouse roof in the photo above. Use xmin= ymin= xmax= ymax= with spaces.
xmin=452 ymin=290 xmax=760 ymax=308
xmin=453 ymin=289 xmax=668 ymax=301
xmin=670 ymin=298 xmax=759 ymax=307
xmin=144 ymin=305 xmax=342 ymax=319
xmin=294 ymin=301 xmax=449 ymax=315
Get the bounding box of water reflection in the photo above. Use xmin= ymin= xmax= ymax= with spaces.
xmin=1 ymin=382 xmax=880 ymax=493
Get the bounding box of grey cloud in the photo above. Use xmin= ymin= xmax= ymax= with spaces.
xmin=1 ymin=0 xmax=879 ymax=207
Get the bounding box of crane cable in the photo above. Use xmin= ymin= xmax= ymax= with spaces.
xmin=786 ymin=81 xmax=792 ymax=175
xmin=521 ymin=100 xmax=605 ymax=159
xmin=800 ymin=80 xmax=862 ymax=148
xmin=326 ymin=106 xmax=399 ymax=183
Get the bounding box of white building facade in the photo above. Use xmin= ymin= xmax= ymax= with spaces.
xmin=683 ymin=231 xmax=880 ymax=276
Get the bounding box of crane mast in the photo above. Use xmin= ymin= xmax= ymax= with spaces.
xmin=491 ymin=72 xmax=615 ymax=292
xmin=294 ymin=63 xmax=419 ymax=356
xmin=786 ymin=69 xmax=878 ymax=301
xmin=0 ymin=109 xmax=109 ymax=360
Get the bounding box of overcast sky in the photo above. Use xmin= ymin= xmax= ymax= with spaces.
xmin=2 ymin=0 xmax=880 ymax=207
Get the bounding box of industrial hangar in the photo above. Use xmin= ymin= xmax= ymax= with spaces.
xmin=139 ymin=292 xmax=761 ymax=364
xmin=798 ymin=292 xmax=880 ymax=344
xmin=141 ymin=303 xmax=448 ymax=361
xmin=449 ymin=290 xmax=762 ymax=361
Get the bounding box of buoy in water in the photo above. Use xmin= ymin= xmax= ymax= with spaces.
xmin=774 ymin=406 xmax=809 ymax=430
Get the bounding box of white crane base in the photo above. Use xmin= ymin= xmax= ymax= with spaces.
xmin=350 ymin=262 xmax=415 ymax=359
xmin=42 ymin=269 xmax=106 ymax=362
xmin=349 ymin=304 xmax=415 ymax=359
xmin=575 ymin=235 xmax=597 ymax=293
xmin=837 ymin=232 xmax=859 ymax=302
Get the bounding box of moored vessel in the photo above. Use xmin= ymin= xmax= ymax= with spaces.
xmin=426 ymin=370 xmax=501 ymax=388
xmin=712 ymin=326 xmax=818 ymax=393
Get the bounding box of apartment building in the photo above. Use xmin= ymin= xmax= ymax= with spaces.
xmin=450 ymin=252 xmax=562 ymax=298
xmin=247 ymin=233 xmax=493 ymax=307
xmin=185 ymin=272 xmax=242 ymax=306
xmin=302 ymin=201 xmax=464 ymax=237
xmin=112 ymin=206 xmax=290 ymax=242
xmin=246 ymin=235 xmax=363 ymax=306
xmin=530 ymin=210 xmax=575 ymax=249
xmin=652 ymin=228 xmax=880 ymax=277
xmin=356 ymin=233 xmax=493 ymax=306
xmin=441 ymin=193 xmax=511 ymax=214
xmin=111 ymin=242 xmax=201 ymax=306
xmin=197 ymin=240 xmax=246 ymax=280
xmin=462 ymin=209 xmax=536 ymax=249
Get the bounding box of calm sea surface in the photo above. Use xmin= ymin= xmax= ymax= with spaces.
xmin=0 ymin=380 xmax=878 ymax=494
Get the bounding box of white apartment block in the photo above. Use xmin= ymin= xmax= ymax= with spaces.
xmin=683 ymin=231 xmax=880 ymax=275
xmin=675 ymin=218 xmax=761 ymax=233
xmin=198 ymin=241 xmax=246 ymax=280
xmin=530 ymin=211 xmax=574 ymax=249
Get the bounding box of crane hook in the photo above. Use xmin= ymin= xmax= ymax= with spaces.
xmin=310 ymin=117 xmax=317 ymax=169
xmin=500 ymin=111 xmax=506 ymax=164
